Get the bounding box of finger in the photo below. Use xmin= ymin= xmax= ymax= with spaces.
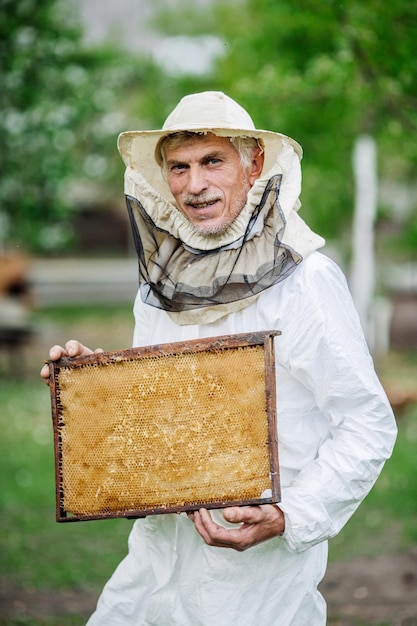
xmin=40 ymin=344 xmax=66 ymax=385
xmin=222 ymin=506 xmax=264 ymax=526
xmin=223 ymin=505 xmax=281 ymax=526
xmin=192 ymin=509 xmax=229 ymax=546
xmin=225 ymin=505 xmax=285 ymax=539
xmin=65 ymin=340 xmax=93 ymax=357
xmin=49 ymin=344 xmax=67 ymax=361
xmin=194 ymin=509 xmax=248 ymax=550
xmin=40 ymin=362 xmax=52 ymax=383
xmin=197 ymin=506 xmax=285 ymax=551
xmin=192 ymin=509 xmax=214 ymax=544
xmin=223 ymin=506 xmax=247 ymax=524
xmin=41 ymin=342 xmax=103 ymax=384
xmin=40 ymin=363 xmax=50 ymax=378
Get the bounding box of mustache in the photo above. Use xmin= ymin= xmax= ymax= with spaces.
xmin=182 ymin=193 xmax=221 ymax=206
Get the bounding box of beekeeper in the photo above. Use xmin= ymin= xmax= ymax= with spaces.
xmin=42 ymin=91 xmax=397 ymax=626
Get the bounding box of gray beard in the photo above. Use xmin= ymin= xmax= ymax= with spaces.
xmin=190 ymin=219 xmax=236 ymax=236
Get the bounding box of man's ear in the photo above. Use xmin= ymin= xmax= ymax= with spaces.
xmin=249 ymin=147 xmax=265 ymax=185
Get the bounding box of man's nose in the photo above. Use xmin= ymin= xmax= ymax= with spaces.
xmin=187 ymin=166 xmax=208 ymax=194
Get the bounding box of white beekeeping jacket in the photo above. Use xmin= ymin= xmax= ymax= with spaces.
xmin=87 ymin=251 xmax=396 ymax=626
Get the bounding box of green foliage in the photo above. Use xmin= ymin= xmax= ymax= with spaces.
xmin=2 ymin=0 xmax=416 ymax=258
xmin=378 ymin=210 xmax=417 ymax=263
xmin=149 ymin=0 xmax=417 ymax=250
xmin=0 ymin=0 xmax=146 ymax=252
xmin=402 ymin=212 xmax=417 ymax=253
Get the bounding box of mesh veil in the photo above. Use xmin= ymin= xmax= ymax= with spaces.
xmin=126 ymin=174 xmax=302 ymax=314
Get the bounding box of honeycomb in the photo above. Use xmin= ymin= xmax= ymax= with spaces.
xmin=53 ymin=343 xmax=274 ymax=519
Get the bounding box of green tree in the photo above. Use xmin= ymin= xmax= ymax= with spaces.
xmin=0 ymin=0 xmax=145 ymax=252
xmin=151 ymin=0 xmax=417 ymax=255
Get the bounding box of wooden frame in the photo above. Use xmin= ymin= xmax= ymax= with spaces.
xmin=49 ymin=331 xmax=281 ymax=522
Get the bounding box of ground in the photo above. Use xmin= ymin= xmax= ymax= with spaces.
xmin=322 ymin=549 xmax=417 ymax=625
xmin=1 ymin=549 xmax=417 ymax=625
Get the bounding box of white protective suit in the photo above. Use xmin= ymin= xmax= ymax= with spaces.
xmin=87 ymin=251 xmax=397 ymax=626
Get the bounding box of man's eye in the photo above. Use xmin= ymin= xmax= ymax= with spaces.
xmin=170 ymin=164 xmax=187 ymax=173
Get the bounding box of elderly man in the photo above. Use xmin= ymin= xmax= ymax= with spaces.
xmin=41 ymin=91 xmax=396 ymax=625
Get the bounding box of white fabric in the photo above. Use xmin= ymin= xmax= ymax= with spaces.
xmin=118 ymin=91 xmax=303 ymax=204
xmin=122 ymin=125 xmax=324 ymax=325
xmin=122 ymin=138 xmax=318 ymax=253
xmin=87 ymin=252 xmax=396 ymax=626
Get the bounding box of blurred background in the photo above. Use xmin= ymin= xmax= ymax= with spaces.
xmin=1 ymin=0 xmax=416 ymax=624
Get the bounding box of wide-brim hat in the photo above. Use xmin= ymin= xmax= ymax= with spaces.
xmin=117 ymin=91 xmax=302 ymax=201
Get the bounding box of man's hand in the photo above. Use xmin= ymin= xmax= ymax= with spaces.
xmin=40 ymin=340 xmax=103 ymax=385
xmin=187 ymin=504 xmax=285 ymax=551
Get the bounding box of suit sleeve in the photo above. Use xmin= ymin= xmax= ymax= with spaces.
xmin=277 ymin=256 xmax=397 ymax=552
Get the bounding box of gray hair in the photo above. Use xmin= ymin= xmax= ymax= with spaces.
xmin=159 ymin=131 xmax=262 ymax=172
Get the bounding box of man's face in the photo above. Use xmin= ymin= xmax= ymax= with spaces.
xmin=164 ymin=135 xmax=262 ymax=235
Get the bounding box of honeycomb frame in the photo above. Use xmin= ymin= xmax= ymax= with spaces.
xmin=49 ymin=331 xmax=281 ymax=522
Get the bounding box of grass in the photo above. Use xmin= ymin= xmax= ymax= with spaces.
xmin=328 ymin=399 xmax=417 ymax=562
xmin=0 ymin=380 xmax=132 ymax=592
xmin=1 ymin=303 xmax=416 ymax=624
xmin=327 ymin=349 xmax=417 ymax=562
xmin=0 ymin=304 xmax=134 ymax=624
xmin=329 ymin=351 xmax=417 ymax=561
